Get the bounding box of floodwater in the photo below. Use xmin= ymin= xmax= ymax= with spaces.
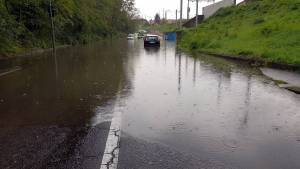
xmin=0 ymin=41 xmax=130 ymax=168
xmin=0 ymin=39 xmax=300 ymax=169
xmin=122 ymin=40 xmax=300 ymax=169
xmin=0 ymin=41 xmax=129 ymax=127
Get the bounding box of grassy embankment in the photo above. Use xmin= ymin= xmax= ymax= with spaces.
xmin=0 ymin=0 xmax=136 ymax=58
xmin=180 ymin=0 xmax=300 ymax=68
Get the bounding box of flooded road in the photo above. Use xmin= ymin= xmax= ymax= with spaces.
xmin=0 ymin=39 xmax=300 ymax=169
xmin=120 ymin=40 xmax=300 ymax=169
xmin=0 ymin=41 xmax=130 ymax=169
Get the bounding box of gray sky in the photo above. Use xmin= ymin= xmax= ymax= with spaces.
xmin=135 ymin=0 xmax=244 ymax=20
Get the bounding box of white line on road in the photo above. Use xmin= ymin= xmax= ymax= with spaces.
xmin=100 ymin=107 xmax=122 ymax=169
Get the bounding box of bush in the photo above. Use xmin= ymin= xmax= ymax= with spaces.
xmin=253 ymin=18 xmax=265 ymax=24
xmin=261 ymin=27 xmax=272 ymax=36
xmin=190 ymin=41 xmax=198 ymax=50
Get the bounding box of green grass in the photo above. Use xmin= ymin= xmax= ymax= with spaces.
xmin=180 ymin=0 xmax=300 ymax=68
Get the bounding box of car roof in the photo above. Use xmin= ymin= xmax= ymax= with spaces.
xmin=146 ymin=34 xmax=159 ymax=37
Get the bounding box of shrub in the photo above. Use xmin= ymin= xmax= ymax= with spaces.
xmin=253 ymin=18 xmax=265 ymax=24
xmin=189 ymin=41 xmax=198 ymax=50
xmin=261 ymin=27 xmax=272 ymax=36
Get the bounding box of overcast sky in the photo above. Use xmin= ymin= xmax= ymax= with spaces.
xmin=135 ymin=0 xmax=244 ymax=20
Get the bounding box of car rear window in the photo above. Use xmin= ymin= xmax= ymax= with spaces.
xmin=146 ymin=36 xmax=158 ymax=41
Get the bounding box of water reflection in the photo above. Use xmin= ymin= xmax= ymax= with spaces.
xmin=217 ymin=74 xmax=223 ymax=107
xmin=122 ymin=40 xmax=300 ymax=169
xmin=53 ymin=49 xmax=59 ymax=81
xmin=193 ymin=57 xmax=197 ymax=85
xmin=0 ymin=40 xmax=131 ymax=126
xmin=240 ymin=75 xmax=252 ymax=130
xmin=178 ymin=53 xmax=182 ymax=92
xmin=144 ymin=46 xmax=160 ymax=54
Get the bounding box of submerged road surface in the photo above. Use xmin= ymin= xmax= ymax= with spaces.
xmin=0 ymin=40 xmax=300 ymax=169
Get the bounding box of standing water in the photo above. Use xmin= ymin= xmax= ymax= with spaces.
xmin=0 ymin=39 xmax=299 ymax=169
xmin=122 ymin=40 xmax=300 ymax=169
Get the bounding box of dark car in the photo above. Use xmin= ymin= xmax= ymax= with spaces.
xmin=144 ymin=34 xmax=161 ymax=47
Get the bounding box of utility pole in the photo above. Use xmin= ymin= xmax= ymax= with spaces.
xmin=180 ymin=0 xmax=183 ymax=29
xmin=195 ymin=0 xmax=199 ymax=26
xmin=165 ymin=11 xmax=168 ymax=20
xmin=187 ymin=0 xmax=190 ymax=20
xmin=176 ymin=9 xmax=178 ymax=28
xmin=49 ymin=0 xmax=56 ymax=51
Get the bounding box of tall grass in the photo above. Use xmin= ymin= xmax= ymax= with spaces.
xmin=180 ymin=0 xmax=300 ymax=67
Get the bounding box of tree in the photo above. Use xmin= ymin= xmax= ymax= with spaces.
xmin=0 ymin=0 xmax=137 ymax=54
xmin=154 ymin=13 xmax=160 ymax=24
xmin=122 ymin=0 xmax=137 ymax=18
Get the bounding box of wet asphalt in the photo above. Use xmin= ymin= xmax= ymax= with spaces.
xmin=118 ymin=133 xmax=237 ymax=169
xmin=0 ymin=39 xmax=300 ymax=169
xmin=0 ymin=122 xmax=110 ymax=169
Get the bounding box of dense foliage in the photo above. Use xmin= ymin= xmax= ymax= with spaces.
xmin=180 ymin=0 xmax=300 ymax=67
xmin=0 ymin=0 xmax=136 ymax=56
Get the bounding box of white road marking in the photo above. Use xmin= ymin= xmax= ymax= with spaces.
xmin=100 ymin=107 xmax=122 ymax=169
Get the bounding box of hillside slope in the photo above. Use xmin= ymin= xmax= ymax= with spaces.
xmin=180 ymin=0 xmax=300 ymax=67
xmin=0 ymin=0 xmax=135 ymax=56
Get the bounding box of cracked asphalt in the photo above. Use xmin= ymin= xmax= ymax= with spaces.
xmin=100 ymin=129 xmax=121 ymax=169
